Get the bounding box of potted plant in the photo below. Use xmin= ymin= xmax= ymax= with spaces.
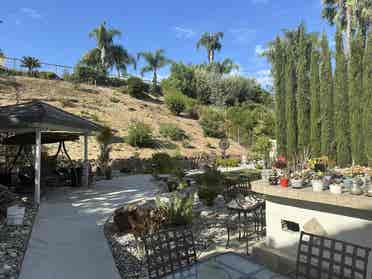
xmin=291 ymin=172 xmax=303 ymax=189
xmin=280 ymin=172 xmax=289 ymax=188
xmin=312 ymin=172 xmax=324 ymax=192
xmin=329 ymin=181 xmax=343 ymax=194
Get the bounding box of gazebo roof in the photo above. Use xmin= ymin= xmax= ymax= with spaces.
xmin=0 ymin=101 xmax=105 ymax=134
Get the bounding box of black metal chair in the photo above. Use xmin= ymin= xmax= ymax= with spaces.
xmin=296 ymin=231 xmax=371 ymax=279
xmin=142 ymin=227 xmax=197 ymax=279
xmin=223 ymin=181 xmax=252 ymax=203
xmin=273 ymin=231 xmax=371 ymax=279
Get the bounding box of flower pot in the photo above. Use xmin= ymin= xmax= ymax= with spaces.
xmin=312 ymin=180 xmax=324 ymax=192
xmin=280 ymin=178 xmax=289 ymax=188
xmin=329 ymin=184 xmax=342 ymax=194
xmin=351 ymin=181 xmax=363 ymax=195
xmin=291 ymin=179 xmax=303 ymax=189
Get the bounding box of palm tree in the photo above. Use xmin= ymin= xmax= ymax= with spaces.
xmin=89 ymin=22 xmax=121 ymax=69
xmin=20 ymin=56 xmax=41 ymax=75
xmin=322 ymin=0 xmax=371 ymax=55
xmin=196 ymin=32 xmax=224 ymax=63
xmin=137 ymin=49 xmax=171 ymax=89
xmin=108 ymin=45 xmax=136 ymax=78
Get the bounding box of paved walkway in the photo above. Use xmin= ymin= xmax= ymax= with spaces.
xmin=19 ymin=175 xmax=158 ymax=279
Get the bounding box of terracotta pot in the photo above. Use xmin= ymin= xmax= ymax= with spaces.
xmin=280 ymin=178 xmax=289 ymax=187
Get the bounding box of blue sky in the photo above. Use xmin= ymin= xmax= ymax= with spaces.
xmin=1 ymin=0 xmax=335 ymax=87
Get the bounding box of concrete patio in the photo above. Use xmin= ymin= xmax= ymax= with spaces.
xmin=19 ymin=175 xmax=158 ymax=279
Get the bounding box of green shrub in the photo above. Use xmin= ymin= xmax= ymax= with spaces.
xmin=198 ymin=187 xmax=218 ymax=206
xmin=196 ymin=166 xmax=225 ymax=206
xmin=151 ymin=153 xmax=173 ymax=174
xmin=164 ymin=91 xmax=187 ymax=115
xmin=127 ymin=77 xmax=148 ymax=98
xmin=215 ymin=157 xmax=240 ymax=168
xmin=159 ymin=123 xmax=187 ymax=141
xmin=37 ymin=71 xmax=60 ymax=80
xmin=156 ymin=194 xmax=194 ymax=226
xmin=185 ymin=98 xmax=199 ymax=119
xmin=127 ymin=120 xmax=153 ymax=147
xmin=199 ymin=109 xmax=226 ymax=138
xmin=72 ymin=65 xmax=107 ymax=84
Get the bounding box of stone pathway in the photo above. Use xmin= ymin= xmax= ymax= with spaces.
xmin=19 ymin=175 xmax=158 ymax=279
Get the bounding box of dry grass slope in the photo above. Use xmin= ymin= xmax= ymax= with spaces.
xmin=0 ymin=76 xmax=245 ymax=160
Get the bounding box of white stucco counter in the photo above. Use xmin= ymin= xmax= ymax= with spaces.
xmin=251 ymin=180 xmax=372 ymax=275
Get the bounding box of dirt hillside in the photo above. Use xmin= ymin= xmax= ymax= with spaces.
xmin=0 ymin=76 xmax=246 ymax=160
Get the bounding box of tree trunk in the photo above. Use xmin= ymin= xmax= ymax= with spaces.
xmin=117 ymin=66 xmax=121 ymax=78
xmin=101 ymin=46 xmax=106 ymax=68
xmin=208 ymin=50 xmax=214 ymax=64
xmin=345 ymin=4 xmax=352 ymax=58
xmin=153 ymin=70 xmax=157 ymax=87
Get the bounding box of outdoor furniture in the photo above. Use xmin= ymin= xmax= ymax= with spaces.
xmin=225 ymin=193 xmax=265 ymax=254
xmin=142 ymin=227 xmax=197 ymax=279
xmin=223 ymin=182 xmax=251 ymax=203
xmin=295 ymin=231 xmax=371 ymax=279
xmin=163 ymin=252 xmax=288 ymax=278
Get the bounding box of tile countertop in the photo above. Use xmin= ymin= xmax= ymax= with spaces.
xmin=251 ymin=180 xmax=372 ymax=212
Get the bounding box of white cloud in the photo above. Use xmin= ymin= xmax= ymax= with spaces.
xmin=173 ymin=26 xmax=196 ymax=39
xmin=255 ymin=45 xmax=266 ymax=56
xmin=229 ymin=28 xmax=256 ymax=44
xmin=20 ymin=8 xmax=42 ymax=19
xmin=254 ymin=69 xmax=272 ymax=88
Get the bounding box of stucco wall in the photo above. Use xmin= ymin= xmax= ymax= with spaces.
xmin=265 ymin=199 xmax=372 ymax=275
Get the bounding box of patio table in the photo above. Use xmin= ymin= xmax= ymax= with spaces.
xmin=164 ymin=252 xmax=289 ymax=279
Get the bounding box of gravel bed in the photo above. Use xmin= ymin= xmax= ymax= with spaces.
xmin=104 ymin=203 xmax=252 ymax=279
xmin=0 ymin=201 xmax=38 ymax=279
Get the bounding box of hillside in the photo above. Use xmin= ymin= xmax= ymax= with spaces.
xmin=0 ymin=76 xmax=246 ymax=161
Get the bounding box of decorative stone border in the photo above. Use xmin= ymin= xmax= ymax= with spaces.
xmin=0 ymin=201 xmax=38 ymax=279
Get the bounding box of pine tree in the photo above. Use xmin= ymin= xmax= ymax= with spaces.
xmin=296 ymin=29 xmax=311 ymax=153
xmin=319 ymin=32 xmax=334 ymax=158
xmin=363 ymin=30 xmax=372 ymax=166
xmin=310 ymin=49 xmax=321 ymax=157
xmin=285 ymin=48 xmax=298 ymax=159
xmin=273 ymin=37 xmax=287 ymax=156
xmin=349 ymin=32 xmax=365 ymax=165
xmin=334 ymin=27 xmax=351 ymax=167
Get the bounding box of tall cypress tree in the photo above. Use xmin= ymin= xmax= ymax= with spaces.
xmin=320 ymin=32 xmax=334 ymax=158
xmin=285 ymin=48 xmax=298 ymax=159
xmin=273 ymin=37 xmax=287 ymax=156
xmin=349 ymin=32 xmax=365 ymax=165
xmin=296 ymin=28 xmax=311 ymax=153
xmin=363 ymin=30 xmax=372 ymax=166
xmin=334 ymin=27 xmax=351 ymax=167
xmin=310 ymin=49 xmax=321 ymax=157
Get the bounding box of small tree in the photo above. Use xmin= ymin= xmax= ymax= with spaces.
xmin=96 ymin=126 xmax=114 ymax=179
xmin=364 ymin=29 xmax=372 ymax=166
xmin=20 ymin=56 xmax=41 ymax=76
xmin=252 ymin=136 xmax=272 ymax=168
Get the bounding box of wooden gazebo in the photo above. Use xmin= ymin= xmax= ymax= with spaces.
xmin=0 ymin=101 xmax=105 ymax=204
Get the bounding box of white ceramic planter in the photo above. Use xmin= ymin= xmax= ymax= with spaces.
xmin=291 ymin=179 xmax=303 ymax=188
xmin=329 ymin=184 xmax=342 ymax=194
xmin=312 ymin=180 xmax=324 ymax=192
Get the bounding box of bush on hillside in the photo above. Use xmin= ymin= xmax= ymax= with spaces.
xmin=72 ymin=65 xmax=107 ymax=84
xmin=164 ymin=90 xmax=187 ymax=115
xmin=127 ymin=120 xmax=153 ymax=147
xmin=159 ymin=123 xmax=187 ymax=141
xmin=127 ymin=77 xmax=148 ymax=98
xmin=185 ymin=98 xmax=199 ymax=119
xmin=199 ymin=108 xmax=226 ymax=138
xmin=215 ymin=157 xmax=241 ymax=168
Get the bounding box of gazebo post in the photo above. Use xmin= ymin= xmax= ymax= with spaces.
xmin=34 ymin=128 xmax=41 ymax=204
xmin=82 ymin=134 xmax=89 ymax=187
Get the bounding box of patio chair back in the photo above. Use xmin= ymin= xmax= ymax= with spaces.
xmin=223 ymin=181 xmax=252 ymax=202
xmin=296 ymin=231 xmax=371 ymax=279
xmin=142 ymin=227 xmax=197 ymax=279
